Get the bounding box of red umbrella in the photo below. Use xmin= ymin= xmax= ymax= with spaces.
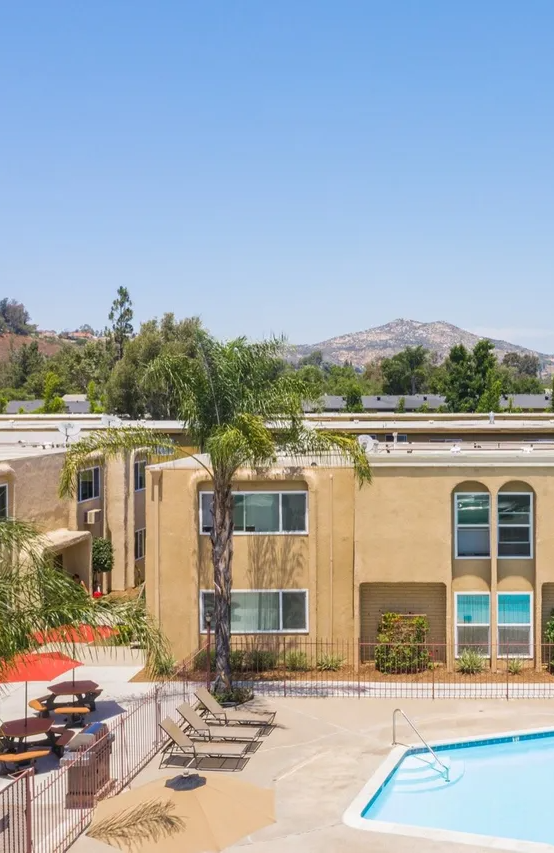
xmin=0 ymin=651 xmax=82 ymax=682
xmin=34 ymin=625 xmax=116 ymax=645
xmin=0 ymin=651 xmax=82 ymax=725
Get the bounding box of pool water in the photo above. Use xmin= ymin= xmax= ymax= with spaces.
xmin=363 ymin=732 xmax=553 ymax=846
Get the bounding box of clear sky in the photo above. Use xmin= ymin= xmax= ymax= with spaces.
xmin=2 ymin=2 xmax=554 ymax=350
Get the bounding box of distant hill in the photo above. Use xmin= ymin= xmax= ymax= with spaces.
xmin=0 ymin=332 xmax=65 ymax=361
xmin=293 ymin=319 xmax=554 ymax=371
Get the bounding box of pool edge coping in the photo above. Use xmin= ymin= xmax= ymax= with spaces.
xmin=342 ymin=724 xmax=554 ymax=853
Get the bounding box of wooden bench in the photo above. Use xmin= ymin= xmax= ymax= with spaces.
xmin=53 ymin=707 xmax=90 ymax=726
xmin=0 ymin=749 xmax=51 ymax=774
xmin=28 ymin=696 xmax=51 ymax=718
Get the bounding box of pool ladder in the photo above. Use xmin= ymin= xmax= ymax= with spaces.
xmin=392 ymin=708 xmax=450 ymax=782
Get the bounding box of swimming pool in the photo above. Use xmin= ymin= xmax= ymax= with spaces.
xmin=344 ymin=727 xmax=554 ymax=851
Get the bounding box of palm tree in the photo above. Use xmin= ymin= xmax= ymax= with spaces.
xmin=0 ymin=518 xmax=172 ymax=675
xmin=59 ymin=331 xmax=371 ymax=690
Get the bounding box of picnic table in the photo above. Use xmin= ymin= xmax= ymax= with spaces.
xmin=46 ymin=680 xmax=100 ymax=711
xmin=0 ymin=717 xmax=72 ymax=756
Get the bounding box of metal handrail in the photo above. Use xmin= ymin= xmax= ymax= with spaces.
xmin=392 ymin=708 xmax=450 ymax=782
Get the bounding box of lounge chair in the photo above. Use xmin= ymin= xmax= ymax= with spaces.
xmin=194 ymin=687 xmax=276 ymax=728
xmin=176 ymin=702 xmax=261 ymax=742
xmin=158 ymin=718 xmax=250 ymax=769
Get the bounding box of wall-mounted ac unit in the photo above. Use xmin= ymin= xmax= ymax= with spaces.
xmin=85 ymin=509 xmax=102 ymax=524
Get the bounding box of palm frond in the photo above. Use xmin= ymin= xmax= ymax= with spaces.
xmin=88 ymin=799 xmax=185 ymax=850
xmin=277 ymin=426 xmax=372 ymax=486
xmin=59 ymin=428 xmax=178 ymax=498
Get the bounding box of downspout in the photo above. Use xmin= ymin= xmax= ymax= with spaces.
xmin=151 ymin=470 xmax=162 ymax=624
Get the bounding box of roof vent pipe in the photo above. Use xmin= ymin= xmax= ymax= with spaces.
xmin=489 ymin=412 xmax=495 ymax=424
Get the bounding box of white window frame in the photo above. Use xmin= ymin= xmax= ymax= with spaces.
xmin=134 ymin=528 xmax=146 ymax=561
xmin=78 ymin=467 xmax=101 ymax=503
xmin=497 ymin=492 xmax=533 ymax=560
xmin=454 ymin=591 xmax=491 ymax=658
xmin=199 ymin=589 xmax=309 ymax=634
xmin=454 ymin=492 xmax=490 ymax=559
xmin=0 ymin=484 xmax=8 ymax=519
xmin=385 ymin=433 xmax=408 ymax=442
xmin=497 ymin=591 xmax=533 ymax=659
xmin=199 ymin=491 xmax=309 ymax=536
xmin=134 ymin=460 xmax=146 ymax=492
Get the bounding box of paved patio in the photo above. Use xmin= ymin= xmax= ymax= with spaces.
xmin=73 ymin=696 xmax=554 ymax=853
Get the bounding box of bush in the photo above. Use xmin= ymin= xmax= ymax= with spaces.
xmin=195 ymin=648 xmax=216 ymax=671
xmin=211 ymin=687 xmax=253 ymax=706
xmin=284 ymin=651 xmax=310 ymax=672
xmin=316 ymin=654 xmax=344 ymax=672
xmin=230 ymin=650 xmax=247 ymax=672
xmin=507 ymin=658 xmax=523 ymax=675
xmin=92 ymin=537 xmax=114 ymax=574
xmin=374 ymin=613 xmax=430 ymax=674
xmin=456 ymin=648 xmax=485 ymax=675
xmin=245 ymin=650 xmax=278 ymax=671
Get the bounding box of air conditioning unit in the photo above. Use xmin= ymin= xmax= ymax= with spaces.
xmin=85 ymin=509 xmax=102 ymax=524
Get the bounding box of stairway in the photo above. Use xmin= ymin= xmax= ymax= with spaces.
xmin=394 ymin=753 xmax=465 ymax=793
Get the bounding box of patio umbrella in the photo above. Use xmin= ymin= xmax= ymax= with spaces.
xmin=88 ymin=773 xmax=275 ymax=853
xmin=34 ymin=624 xmax=117 ymax=644
xmin=0 ymin=651 xmax=82 ymax=726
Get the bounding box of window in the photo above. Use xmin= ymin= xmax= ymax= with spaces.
xmin=0 ymin=485 xmax=7 ymax=520
xmin=385 ymin=434 xmax=408 ymax=443
xmin=134 ymin=460 xmax=146 ymax=491
xmin=498 ymin=493 xmax=532 ymax=558
xmin=78 ymin=467 xmax=100 ymax=502
xmin=455 ymin=593 xmax=490 ymax=656
xmin=134 ymin=528 xmax=146 ymax=560
xmin=455 ymin=492 xmax=490 ymax=558
xmin=200 ymin=492 xmax=308 ymax=534
xmin=498 ymin=593 xmax=532 ymax=657
xmin=200 ymin=590 xmax=308 ymax=633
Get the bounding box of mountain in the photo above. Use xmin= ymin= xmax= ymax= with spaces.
xmin=293 ymin=319 xmax=554 ymax=370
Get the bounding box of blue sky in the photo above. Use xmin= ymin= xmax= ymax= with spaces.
xmin=2 ymin=2 xmax=554 ymax=350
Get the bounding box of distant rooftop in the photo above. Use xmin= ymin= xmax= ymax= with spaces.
xmin=305 ymin=393 xmax=552 ymax=413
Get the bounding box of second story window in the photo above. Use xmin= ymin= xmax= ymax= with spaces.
xmin=455 ymin=492 xmax=490 ymax=558
xmin=0 ymin=484 xmax=7 ymax=519
xmin=78 ymin=467 xmax=100 ymax=503
xmin=134 ymin=528 xmax=146 ymax=560
xmin=200 ymin=491 xmax=308 ymax=535
xmin=498 ymin=493 xmax=532 ymax=558
xmin=134 ymin=460 xmax=146 ymax=491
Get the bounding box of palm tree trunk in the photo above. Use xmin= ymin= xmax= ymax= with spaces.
xmin=210 ymin=478 xmax=233 ymax=692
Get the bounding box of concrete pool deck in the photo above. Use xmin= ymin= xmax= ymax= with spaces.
xmin=73 ymin=697 xmax=554 ymax=853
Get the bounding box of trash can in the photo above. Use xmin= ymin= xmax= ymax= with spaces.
xmin=60 ymin=722 xmax=115 ymax=808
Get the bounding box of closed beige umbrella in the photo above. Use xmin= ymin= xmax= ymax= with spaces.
xmin=88 ymin=773 xmax=275 ymax=853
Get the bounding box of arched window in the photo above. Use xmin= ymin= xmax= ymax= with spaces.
xmin=497 ymin=485 xmax=533 ymax=559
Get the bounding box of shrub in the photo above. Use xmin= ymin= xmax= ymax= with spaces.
xmin=284 ymin=651 xmax=310 ymax=672
xmin=245 ymin=650 xmax=278 ymax=671
xmin=194 ymin=648 xmax=216 ymax=671
xmin=316 ymin=654 xmax=344 ymax=672
xmin=230 ymin=650 xmax=247 ymax=672
xmin=456 ymin=648 xmax=485 ymax=675
xmin=92 ymin=537 xmax=114 ymax=574
xmin=507 ymin=658 xmax=523 ymax=675
xmin=211 ymin=687 xmax=253 ymax=706
xmin=374 ymin=613 xmax=430 ymax=674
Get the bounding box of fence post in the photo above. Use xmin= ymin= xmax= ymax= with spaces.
xmin=25 ymin=769 xmax=33 ymax=853
xmin=154 ymin=685 xmax=161 ymax=746
xmin=432 ymin=649 xmax=435 ymax=701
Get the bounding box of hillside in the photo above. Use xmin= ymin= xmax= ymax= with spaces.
xmin=293 ymin=319 xmax=554 ymax=370
xmin=0 ymin=332 xmax=65 ymax=361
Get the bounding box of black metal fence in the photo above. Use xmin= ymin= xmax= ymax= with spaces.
xmin=182 ymin=638 xmax=554 ymax=699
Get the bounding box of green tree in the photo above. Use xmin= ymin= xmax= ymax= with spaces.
xmin=381 ymin=346 xmax=429 ymax=395
xmin=476 ymin=369 xmax=502 ymax=413
xmin=0 ymin=519 xmax=170 ymax=675
xmin=60 ymin=331 xmax=371 ymax=690
xmin=443 ymin=344 xmax=475 ymax=412
xmin=471 ymin=340 xmax=497 ymax=402
xmin=0 ymin=395 xmax=7 ymax=414
xmin=41 ymin=371 xmax=66 ymax=413
xmin=344 ymin=382 xmax=364 ymax=412
xmin=108 ymin=287 xmax=134 ymax=361
xmin=7 ymin=340 xmax=45 ymax=388
xmin=87 ymin=381 xmax=103 ymax=413
xmin=0 ymin=298 xmax=36 ymax=335
xmin=92 ymin=537 xmax=114 ymax=575
xmin=502 ymin=352 xmax=540 ymax=377
xmin=395 ymin=396 xmax=406 ymax=413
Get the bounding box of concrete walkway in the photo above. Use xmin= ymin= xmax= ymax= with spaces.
xmin=73 ymin=696 xmax=554 ymax=853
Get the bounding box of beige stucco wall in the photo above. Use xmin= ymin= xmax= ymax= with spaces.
xmin=2 ymin=452 xmax=70 ymax=530
xmin=146 ymin=457 xmax=554 ymax=666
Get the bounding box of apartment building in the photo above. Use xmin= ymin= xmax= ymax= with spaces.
xmin=0 ymin=414 xmax=188 ymax=592
xmin=145 ymin=431 xmax=554 ymax=670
